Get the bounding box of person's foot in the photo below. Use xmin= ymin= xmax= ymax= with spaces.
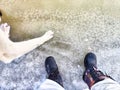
xmin=83 ymin=52 xmax=106 ymax=88
xmin=45 ymin=56 xmax=63 ymax=87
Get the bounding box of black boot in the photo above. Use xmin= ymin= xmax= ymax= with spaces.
xmin=45 ymin=56 xmax=63 ymax=87
xmin=84 ymin=52 xmax=97 ymax=69
xmin=83 ymin=52 xmax=107 ymax=88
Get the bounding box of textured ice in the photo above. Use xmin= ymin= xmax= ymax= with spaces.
xmin=0 ymin=0 xmax=120 ymax=90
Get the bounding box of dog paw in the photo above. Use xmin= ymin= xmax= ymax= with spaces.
xmin=44 ymin=30 xmax=54 ymax=40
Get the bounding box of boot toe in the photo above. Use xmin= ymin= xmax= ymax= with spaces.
xmin=45 ymin=56 xmax=58 ymax=75
xmin=84 ymin=52 xmax=97 ymax=69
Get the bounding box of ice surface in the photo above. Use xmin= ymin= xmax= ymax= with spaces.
xmin=0 ymin=0 xmax=120 ymax=90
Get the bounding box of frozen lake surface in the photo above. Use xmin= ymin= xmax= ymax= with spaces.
xmin=0 ymin=0 xmax=120 ymax=90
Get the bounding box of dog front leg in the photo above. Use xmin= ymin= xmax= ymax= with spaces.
xmin=13 ymin=30 xmax=54 ymax=56
xmin=3 ymin=30 xmax=54 ymax=63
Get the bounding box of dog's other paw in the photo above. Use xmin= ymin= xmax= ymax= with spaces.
xmin=44 ymin=30 xmax=54 ymax=40
xmin=0 ymin=23 xmax=10 ymax=37
xmin=0 ymin=11 xmax=2 ymax=17
xmin=0 ymin=11 xmax=2 ymax=22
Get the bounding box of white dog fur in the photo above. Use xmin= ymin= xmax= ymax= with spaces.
xmin=0 ymin=15 xmax=54 ymax=63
